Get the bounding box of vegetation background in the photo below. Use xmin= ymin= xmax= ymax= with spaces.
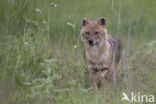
xmin=0 ymin=0 xmax=156 ymax=104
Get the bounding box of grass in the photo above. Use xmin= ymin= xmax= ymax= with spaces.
xmin=0 ymin=0 xmax=156 ymax=104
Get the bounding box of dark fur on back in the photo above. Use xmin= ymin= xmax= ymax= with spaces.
xmin=108 ymin=34 xmax=122 ymax=65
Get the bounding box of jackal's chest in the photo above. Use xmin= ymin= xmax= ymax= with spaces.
xmin=85 ymin=46 xmax=110 ymax=65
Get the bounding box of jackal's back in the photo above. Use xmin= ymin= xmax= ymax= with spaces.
xmin=108 ymin=34 xmax=122 ymax=65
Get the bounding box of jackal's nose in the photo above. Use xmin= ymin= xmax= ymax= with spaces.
xmin=88 ymin=40 xmax=93 ymax=45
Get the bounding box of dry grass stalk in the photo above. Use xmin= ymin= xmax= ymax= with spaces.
xmin=117 ymin=0 xmax=121 ymax=36
xmin=110 ymin=0 xmax=117 ymax=96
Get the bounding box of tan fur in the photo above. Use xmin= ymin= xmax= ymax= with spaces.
xmin=81 ymin=18 xmax=122 ymax=92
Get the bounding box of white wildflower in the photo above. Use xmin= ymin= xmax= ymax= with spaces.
xmin=67 ymin=22 xmax=75 ymax=28
xmin=43 ymin=21 xmax=47 ymax=24
xmin=25 ymin=42 xmax=28 ymax=45
xmin=36 ymin=8 xmax=41 ymax=14
xmin=50 ymin=2 xmax=57 ymax=8
xmin=74 ymin=45 xmax=77 ymax=49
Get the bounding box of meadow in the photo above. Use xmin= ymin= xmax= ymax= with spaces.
xmin=0 ymin=0 xmax=156 ymax=104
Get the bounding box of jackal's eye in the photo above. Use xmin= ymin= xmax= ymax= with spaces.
xmin=95 ymin=32 xmax=100 ymax=35
xmin=85 ymin=32 xmax=90 ymax=35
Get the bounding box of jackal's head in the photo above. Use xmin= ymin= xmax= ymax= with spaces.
xmin=81 ymin=18 xmax=108 ymax=46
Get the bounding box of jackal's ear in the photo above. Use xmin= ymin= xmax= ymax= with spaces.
xmin=82 ymin=18 xmax=89 ymax=26
xmin=98 ymin=18 xmax=106 ymax=26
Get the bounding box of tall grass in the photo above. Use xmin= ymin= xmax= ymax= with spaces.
xmin=0 ymin=0 xmax=156 ymax=104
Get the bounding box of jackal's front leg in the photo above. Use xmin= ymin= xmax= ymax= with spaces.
xmin=88 ymin=68 xmax=101 ymax=93
xmin=89 ymin=72 xmax=98 ymax=93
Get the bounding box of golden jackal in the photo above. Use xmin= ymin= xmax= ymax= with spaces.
xmin=81 ymin=18 xmax=122 ymax=92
